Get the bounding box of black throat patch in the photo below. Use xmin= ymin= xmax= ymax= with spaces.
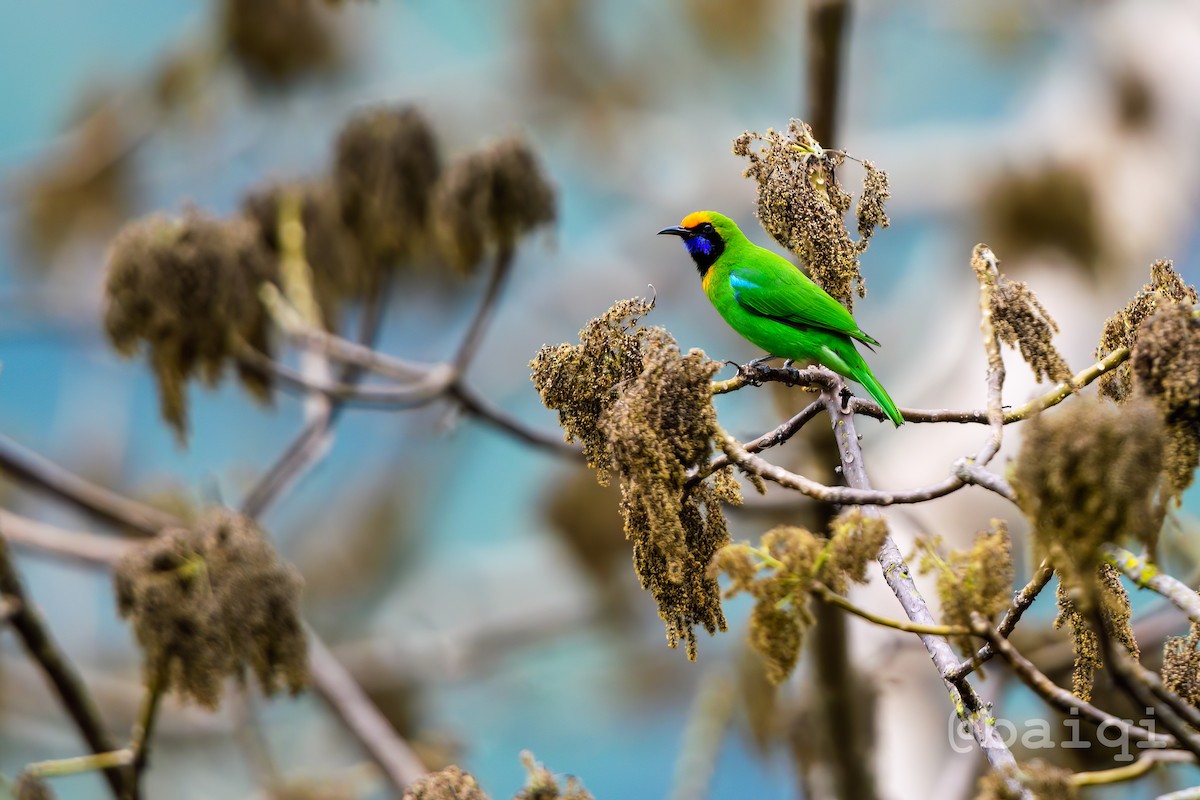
xmin=685 ymin=232 xmax=725 ymax=278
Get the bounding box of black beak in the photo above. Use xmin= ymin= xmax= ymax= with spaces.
xmin=657 ymin=225 xmax=689 ymax=237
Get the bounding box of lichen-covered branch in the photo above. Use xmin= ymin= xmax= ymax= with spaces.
xmin=1105 ymin=545 xmax=1200 ymax=627
xmin=947 ymin=560 xmax=1053 ymax=682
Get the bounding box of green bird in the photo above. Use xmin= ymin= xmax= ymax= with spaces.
xmin=658 ymin=210 xmax=904 ymax=426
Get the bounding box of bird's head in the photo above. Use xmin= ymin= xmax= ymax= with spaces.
xmin=657 ymin=211 xmax=739 ymax=276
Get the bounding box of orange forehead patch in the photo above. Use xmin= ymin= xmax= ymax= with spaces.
xmin=680 ymin=211 xmax=712 ymax=229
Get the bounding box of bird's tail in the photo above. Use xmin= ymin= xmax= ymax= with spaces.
xmin=855 ymin=366 xmax=904 ymax=427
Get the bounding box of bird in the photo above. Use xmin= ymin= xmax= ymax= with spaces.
xmin=658 ymin=210 xmax=904 ymax=426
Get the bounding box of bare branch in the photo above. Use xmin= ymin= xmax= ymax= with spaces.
xmin=0 ymin=508 xmax=132 ymax=566
xmin=0 ymin=536 xmax=131 ymax=798
xmin=689 ymin=399 xmax=824 ymax=485
xmin=1070 ymin=749 xmax=1193 ymax=787
xmin=452 ymin=244 xmax=515 ymax=372
xmin=0 ymin=433 xmax=179 ymax=536
xmin=817 ymin=584 xmax=971 ymax=637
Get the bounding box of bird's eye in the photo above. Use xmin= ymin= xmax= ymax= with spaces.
xmin=701 ymin=223 xmax=714 ymax=233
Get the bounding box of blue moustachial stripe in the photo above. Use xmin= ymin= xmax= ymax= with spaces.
xmin=685 ymin=235 xmax=713 ymax=257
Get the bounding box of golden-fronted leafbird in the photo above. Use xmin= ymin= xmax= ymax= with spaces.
xmin=658 ymin=210 xmax=903 ymax=426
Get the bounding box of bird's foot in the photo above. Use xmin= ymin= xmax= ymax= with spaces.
xmin=736 ymin=358 xmax=776 ymax=385
xmin=748 ymin=355 xmax=776 ymax=367
xmin=839 ymin=387 xmax=853 ymax=411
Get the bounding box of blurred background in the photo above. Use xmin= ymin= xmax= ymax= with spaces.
xmin=2 ymin=1 xmax=1200 ymax=798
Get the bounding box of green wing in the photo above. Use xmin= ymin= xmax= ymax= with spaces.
xmin=728 ymin=255 xmax=880 ymax=347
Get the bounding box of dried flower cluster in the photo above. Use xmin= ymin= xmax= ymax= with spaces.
xmin=221 ymin=0 xmax=342 ymax=85
xmin=333 ymin=105 xmax=442 ymax=267
xmin=973 ymin=759 xmax=1078 ymax=800
xmin=1097 ymin=259 xmax=1198 ymax=402
xmin=12 ymin=773 xmax=55 ymax=800
xmin=401 ymin=766 xmax=489 ymax=800
xmin=712 ymin=510 xmax=889 ymax=683
xmin=1130 ymin=302 xmax=1200 ymax=501
xmin=1053 ymin=564 xmax=1138 ymax=701
xmin=733 ymin=119 xmax=889 ymax=310
xmin=103 ymin=212 xmax=276 ymax=438
xmin=114 ymin=509 xmax=307 ymax=708
xmin=974 ymin=259 xmax=1072 ymax=384
xmin=918 ymin=521 xmax=1014 ymax=655
xmin=1163 ymin=622 xmax=1200 ymax=706
xmin=1013 ymin=396 xmax=1164 ymax=582
xmin=514 ymin=751 xmax=594 ymax=800
xmin=433 ymin=137 xmax=557 ymax=274
xmin=532 ymin=298 xmax=731 ymax=658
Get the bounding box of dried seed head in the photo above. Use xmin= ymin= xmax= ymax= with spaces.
xmin=432 ymin=137 xmax=557 ymax=274
xmin=1013 ymin=396 xmax=1165 ymax=581
xmin=734 ymin=120 xmax=886 ymax=310
xmin=243 ymin=180 xmax=365 ymax=329
xmin=821 ymin=508 xmax=890 ymax=594
xmin=533 ymin=298 xmax=727 ymax=658
xmin=990 ymin=279 xmax=1072 ymax=384
xmin=1162 ymin=623 xmax=1200 ymax=707
xmin=713 ymin=527 xmax=822 ymax=683
xmin=222 ymin=0 xmax=341 ymax=85
xmin=1053 ymin=564 xmax=1138 ymax=702
xmin=531 ymin=297 xmax=657 ymax=481
xmin=974 ymin=759 xmax=1078 ymax=800
xmin=103 ymin=212 xmax=277 ymax=440
xmin=334 ymin=105 xmax=441 ymax=267
xmin=515 ymin=751 xmax=593 ymax=800
xmin=1130 ymin=303 xmax=1200 ymax=502
xmin=401 ymin=766 xmax=489 ymax=800
xmin=603 ymin=335 xmax=726 ymax=659
xmin=114 ymin=509 xmax=307 ymax=708
xmin=981 ymin=163 xmax=1102 ymax=270
xmin=919 ymin=520 xmax=1014 ymax=656
xmin=1098 ymin=259 xmax=1198 ymax=402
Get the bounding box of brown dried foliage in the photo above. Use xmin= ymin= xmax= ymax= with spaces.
xmin=532 ymin=299 xmax=729 ymax=658
xmin=733 ymin=120 xmax=888 ymax=311
xmin=1014 ymin=396 xmax=1164 ymax=581
xmin=1053 ymin=564 xmax=1138 ymax=702
xmin=973 ymin=759 xmax=1077 ymax=800
xmin=401 ymin=766 xmax=489 ymax=800
xmin=334 ymin=105 xmax=441 ymax=267
xmin=13 ymin=774 xmax=56 ymax=800
xmin=982 ymin=163 xmax=1101 ymax=270
xmin=1163 ymin=622 xmax=1200 ymax=707
xmin=514 ymin=751 xmax=594 ymax=800
xmin=222 ymin=0 xmax=341 ymax=85
xmin=103 ymin=212 xmax=277 ymax=439
xmin=1097 ymin=259 xmax=1198 ymax=402
xmin=1130 ymin=303 xmax=1200 ymax=502
xmin=433 ymin=137 xmax=557 ymax=274
xmin=114 ymin=510 xmax=307 ymax=708
xmin=919 ymin=521 xmax=1014 ymax=655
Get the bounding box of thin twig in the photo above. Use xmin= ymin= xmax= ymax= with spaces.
xmin=817 ymin=585 xmax=972 ymax=637
xmin=0 ymin=536 xmax=131 ymax=798
xmin=1105 ymin=545 xmax=1200 ymax=627
xmin=21 ymin=749 xmax=134 ymax=779
xmin=447 ymin=382 xmax=580 ymax=456
xmin=452 ymin=244 xmax=514 ymax=372
xmin=1070 ymin=749 xmax=1194 ymax=787
xmin=689 ymin=400 xmax=824 ymax=485
xmin=971 ymin=244 xmax=1006 ymax=467
xmin=0 ymin=433 xmax=179 ymax=535
xmin=0 ymin=508 xmax=133 ymax=566
xmin=946 ymin=560 xmax=1054 ymax=682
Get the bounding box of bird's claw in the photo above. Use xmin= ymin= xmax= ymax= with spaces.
xmin=839 ymin=387 xmax=853 ymax=411
xmin=736 ymin=359 xmax=775 ymax=386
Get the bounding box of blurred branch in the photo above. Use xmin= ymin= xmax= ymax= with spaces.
xmin=0 ymin=433 xmax=180 ymax=535
xmin=816 ymin=584 xmax=971 ymax=636
xmin=307 ymin=627 xmax=428 ymax=791
xmin=971 ymin=245 xmax=1006 ymax=467
xmin=0 ymin=536 xmax=131 ymax=798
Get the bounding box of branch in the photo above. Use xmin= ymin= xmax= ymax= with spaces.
xmin=689 ymin=399 xmax=824 ymax=485
xmin=821 ymin=378 xmax=1028 ymax=793
xmin=307 ymin=625 xmax=427 ymax=790
xmin=816 ymin=585 xmax=971 ymax=637
xmin=0 ymin=536 xmax=131 ymax=798
xmin=946 ymin=560 xmax=1054 ymax=682
xmin=447 ymin=382 xmax=580 ymax=457
xmin=971 ymin=244 xmax=1006 ymax=467
xmin=1070 ymin=749 xmax=1194 ymax=787
xmin=0 ymin=433 xmax=179 ymax=535
xmin=969 ymin=613 xmax=1173 ymax=746
xmin=452 ymin=244 xmax=515 ymax=372
xmin=1105 ymin=545 xmax=1200 ymax=627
